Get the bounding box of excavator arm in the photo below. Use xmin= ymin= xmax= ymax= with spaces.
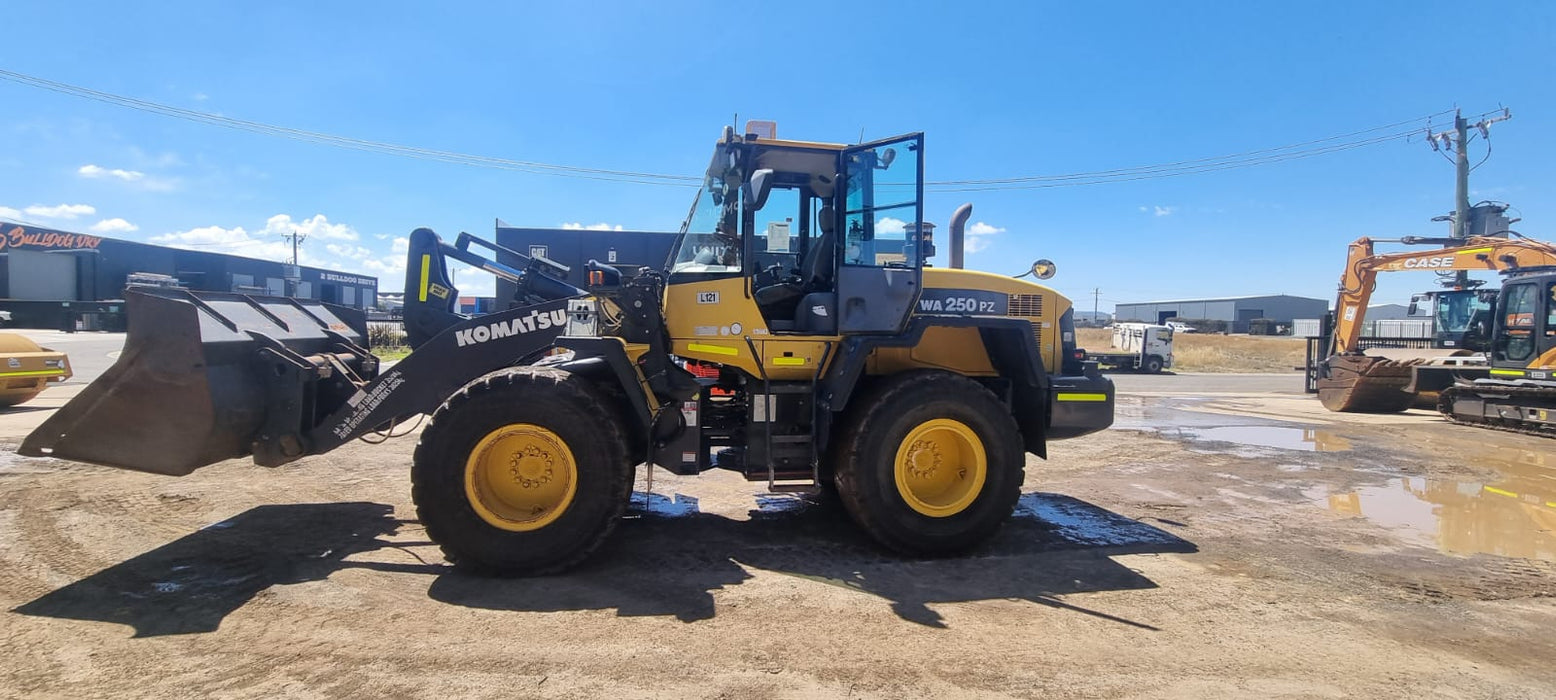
xmin=1331 ymin=235 xmax=1556 ymax=355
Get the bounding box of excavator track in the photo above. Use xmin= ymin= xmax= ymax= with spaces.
xmin=1438 ymin=383 xmax=1556 ymax=438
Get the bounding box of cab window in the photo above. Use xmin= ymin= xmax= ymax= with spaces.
xmin=751 ymin=185 xmax=801 ymax=269
xmin=1500 ymin=283 xmax=1537 ymax=362
xmin=1547 ymin=282 xmax=1556 ymax=337
xmin=842 ymin=139 xmax=921 ymax=268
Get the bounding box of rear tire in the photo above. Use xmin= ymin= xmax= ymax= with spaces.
xmin=412 ymin=367 xmax=633 ymax=576
xmin=833 ymin=371 xmax=1024 ymax=556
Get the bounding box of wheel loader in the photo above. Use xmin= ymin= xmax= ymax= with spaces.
xmin=21 ymin=126 xmax=1115 ymax=574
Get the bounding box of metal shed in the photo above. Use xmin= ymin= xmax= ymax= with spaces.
xmin=1114 ymin=294 xmax=1327 ymax=333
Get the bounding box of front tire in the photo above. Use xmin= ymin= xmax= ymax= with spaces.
xmin=1143 ymin=355 xmax=1164 ymax=373
xmin=833 ymin=371 xmax=1024 ymax=556
xmin=412 ymin=367 xmax=632 ymax=576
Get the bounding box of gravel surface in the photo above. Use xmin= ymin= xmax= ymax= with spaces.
xmin=2 ymin=372 xmax=1554 ymax=698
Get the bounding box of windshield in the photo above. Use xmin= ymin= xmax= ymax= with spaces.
xmin=670 ymin=149 xmax=742 ymax=273
xmin=1433 ymin=290 xmax=1490 ymax=334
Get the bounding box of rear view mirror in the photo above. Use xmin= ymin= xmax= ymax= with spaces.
xmin=1030 ymin=259 xmax=1056 ymax=280
xmin=1407 ymin=298 xmax=1419 ymax=316
xmin=746 ymin=169 xmax=776 ymax=211
xmin=877 ymin=148 xmax=896 ymax=170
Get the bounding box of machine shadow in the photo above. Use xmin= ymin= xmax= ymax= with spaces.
xmin=12 ymin=502 xmax=416 ymax=637
xmin=14 ymin=494 xmax=1196 ymax=635
xmin=427 ymin=492 xmax=1197 ymax=628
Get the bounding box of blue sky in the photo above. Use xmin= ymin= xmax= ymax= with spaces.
xmin=2 ymin=1 xmax=1553 ymax=310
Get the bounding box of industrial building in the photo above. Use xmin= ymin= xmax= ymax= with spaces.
xmin=1114 ymin=294 xmax=1328 ymax=333
xmin=0 ymin=222 xmax=378 ymax=328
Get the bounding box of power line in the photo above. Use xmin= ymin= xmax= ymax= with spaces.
xmin=0 ymin=68 xmax=701 ymax=187
xmin=926 ymin=110 xmax=1454 ymax=186
xmin=924 ymin=128 xmax=1433 ymax=192
xmin=0 ymin=68 xmax=1463 ymax=192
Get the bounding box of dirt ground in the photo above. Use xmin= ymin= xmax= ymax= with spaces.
xmin=2 ymin=372 xmax=1555 ymax=698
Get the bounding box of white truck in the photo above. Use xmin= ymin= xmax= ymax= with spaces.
xmin=1087 ymin=322 xmax=1175 ymax=373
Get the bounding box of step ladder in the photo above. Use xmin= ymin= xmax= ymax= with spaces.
xmin=743 ymin=337 xmax=834 ymax=494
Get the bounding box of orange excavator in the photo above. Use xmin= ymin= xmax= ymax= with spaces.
xmin=1319 ymin=235 xmax=1556 ymax=434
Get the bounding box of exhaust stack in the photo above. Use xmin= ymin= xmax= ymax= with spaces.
xmin=949 ymin=203 xmax=973 ymax=269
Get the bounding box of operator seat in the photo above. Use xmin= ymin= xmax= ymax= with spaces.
xmin=754 ymin=205 xmax=836 ymax=319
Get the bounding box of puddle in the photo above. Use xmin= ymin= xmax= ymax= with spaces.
xmin=1315 ymin=459 xmax=1556 ymax=561
xmin=1466 ymin=445 xmax=1555 ymax=472
xmin=1012 ymin=493 xmax=1188 ymax=548
xmin=629 ymin=492 xmax=701 ymax=517
xmin=753 ymin=494 xmax=813 ymax=516
xmin=1171 ymin=426 xmax=1352 ymax=452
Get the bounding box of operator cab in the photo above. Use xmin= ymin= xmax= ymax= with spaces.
xmin=1490 ymin=273 xmax=1556 ymax=369
xmin=668 ymin=126 xmax=925 ymax=335
xmin=1411 ymin=288 xmax=1494 ymax=350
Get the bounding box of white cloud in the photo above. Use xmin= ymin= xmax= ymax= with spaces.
xmin=262 ymin=213 xmax=359 ymax=241
xmin=151 ymin=214 xmax=406 ymax=293
xmin=78 ymin=164 xmax=146 ymax=182
xmin=561 ymin=222 xmax=624 ymax=231
xmin=875 ymin=217 xmax=907 ymax=234
xmin=965 ymin=221 xmax=1005 ymax=253
xmin=0 ymin=206 xmax=20 ymax=220
xmin=90 ymin=218 xmax=139 ymax=233
xmin=1138 ymin=205 xmax=1176 ymax=217
xmin=24 ymin=203 xmax=96 ymax=220
xmin=152 ymin=224 xmax=265 ymax=251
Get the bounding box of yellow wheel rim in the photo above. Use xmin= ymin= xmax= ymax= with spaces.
xmin=893 ymin=418 xmax=987 ymax=518
xmin=464 ymin=424 xmax=578 ymax=532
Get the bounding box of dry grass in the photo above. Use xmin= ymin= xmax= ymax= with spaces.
xmin=1077 ymin=327 xmax=1306 ymax=373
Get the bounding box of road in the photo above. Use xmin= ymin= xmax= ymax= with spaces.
xmin=1 ymin=336 xmax=1553 ymax=698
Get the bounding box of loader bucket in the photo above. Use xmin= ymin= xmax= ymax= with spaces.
xmin=1316 ymin=354 xmax=1421 ymax=413
xmin=19 ymin=288 xmax=369 ymax=476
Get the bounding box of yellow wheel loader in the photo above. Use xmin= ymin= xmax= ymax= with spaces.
xmin=21 ymin=127 xmax=1115 ymax=574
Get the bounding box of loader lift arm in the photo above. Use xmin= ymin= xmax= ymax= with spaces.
xmin=403 ymin=228 xmax=584 ymax=348
xmin=21 ymin=229 xmax=596 ymax=475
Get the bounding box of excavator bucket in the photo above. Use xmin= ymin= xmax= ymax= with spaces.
xmin=19 ymin=288 xmax=371 ymax=476
xmin=1317 ymin=354 xmax=1422 ymax=413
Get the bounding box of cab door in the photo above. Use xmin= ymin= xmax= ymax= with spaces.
xmin=1492 ymin=281 xmax=1543 ymax=367
xmin=835 ymin=133 xmax=924 ymax=334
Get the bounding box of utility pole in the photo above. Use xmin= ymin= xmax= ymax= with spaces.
xmin=1426 ymin=108 xmax=1512 ymax=239
xmin=280 ymin=229 xmax=306 ymax=297
xmin=281 ymin=229 xmax=307 ymax=265
xmin=1425 ymin=107 xmax=1511 ymax=286
xmin=1093 ymin=287 xmax=1101 ymax=324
